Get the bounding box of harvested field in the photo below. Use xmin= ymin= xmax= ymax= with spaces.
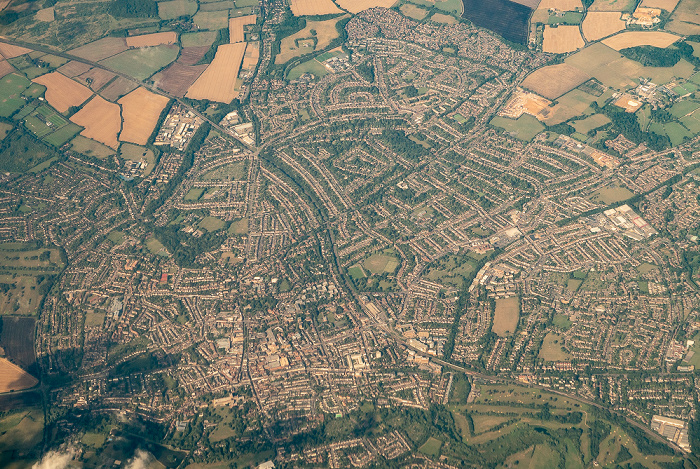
xmin=602 ymin=31 xmax=680 ymax=50
xmin=69 ymin=37 xmax=128 ymax=61
xmin=57 ymin=60 xmax=92 ymax=77
xmin=70 ymin=96 xmax=121 ymax=149
xmin=521 ymin=63 xmax=590 ymax=99
xmin=542 ymin=25 xmax=584 ymax=53
xmin=431 ymin=13 xmax=458 ymax=24
xmin=118 ymin=87 xmax=170 ymax=145
xmin=242 ymin=42 xmax=260 ymax=69
xmin=582 ymin=12 xmax=625 ymax=41
xmin=493 ymin=296 xmax=519 ymax=336
xmin=35 ymin=6 xmax=54 ymax=22
xmin=100 ymin=76 xmax=138 ymax=101
xmin=275 ymin=16 xmax=345 ymax=64
xmin=589 ymin=0 xmax=636 ymax=10
xmin=194 ymin=11 xmax=230 ymax=30
xmin=153 ymin=62 xmax=207 ymax=97
xmin=158 ymin=0 xmax=198 ymax=20
xmin=126 ymin=31 xmax=178 ymax=48
xmin=229 ymin=15 xmax=257 ymax=43
xmin=0 ymin=60 xmax=13 ymax=79
xmin=69 ymin=135 xmax=115 ymax=158
xmin=536 ymin=0 xmax=582 ymax=9
xmin=640 ymin=0 xmax=679 ymax=8
xmin=336 ymin=0 xmax=397 ymax=13
xmin=181 ymin=31 xmax=217 ymax=48
xmin=186 ymin=42 xmax=246 ymax=103
xmin=289 ymin=0 xmax=342 ymax=16
xmin=100 ymin=45 xmax=179 ymax=81
xmin=32 ymin=72 xmax=92 ymax=113
xmin=0 ymin=43 xmax=30 ymax=59
xmin=178 ymin=46 xmax=210 ymax=65
xmin=665 ymin=0 xmax=700 ymax=35
xmin=400 ymin=3 xmax=429 ymax=19
xmin=0 ymin=358 xmax=37 ymax=393
xmin=77 ymin=68 xmax=117 ymax=91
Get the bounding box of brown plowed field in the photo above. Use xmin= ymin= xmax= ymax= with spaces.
xmin=118 ymin=87 xmax=170 ymax=145
xmin=69 ymin=37 xmax=128 ymax=61
xmin=0 ymin=357 xmax=37 ymax=393
xmin=154 ymin=63 xmax=207 ymax=97
xmin=186 ymin=42 xmax=246 ymax=103
xmin=290 ymin=0 xmax=342 ymax=16
xmin=126 ymin=32 xmax=178 ymax=48
xmin=521 ymin=63 xmax=591 ymax=99
xmin=100 ymin=76 xmax=138 ymax=101
xmin=77 ymin=68 xmax=117 ymax=91
xmin=0 ymin=42 xmax=30 ymax=59
xmin=582 ymin=12 xmax=626 ymax=41
xmin=229 ymin=15 xmax=257 ymax=44
xmin=70 ymin=96 xmax=121 ymax=149
xmin=177 ymin=47 xmax=210 ymax=66
xmin=57 ymin=60 xmax=92 ymax=77
xmin=0 ymin=60 xmax=14 ymax=79
xmin=32 ymin=72 xmax=93 ymax=113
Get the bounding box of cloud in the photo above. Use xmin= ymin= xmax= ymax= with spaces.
xmin=125 ymin=449 xmax=152 ymax=469
xmin=32 ymin=449 xmax=74 ymax=469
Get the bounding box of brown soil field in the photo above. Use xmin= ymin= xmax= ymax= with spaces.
xmin=229 ymin=15 xmax=257 ymax=43
xmin=589 ymin=0 xmax=636 ymax=10
xmin=100 ymin=76 xmax=138 ymax=101
xmin=602 ymin=31 xmax=680 ymax=50
xmin=70 ymin=96 xmax=121 ymax=149
xmin=186 ymin=42 xmax=246 ymax=103
xmin=57 ymin=60 xmax=92 ymax=77
xmin=290 ymin=0 xmax=342 ymax=16
xmin=337 ymin=0 xmax=397 ymax=13
xmin=0 ymin=60 xmax=13 ymax=79
xmin=275 ymin=16 xmax=344 ymax=64
xmin=153 ymin=62 xmax=207 ymax=97
xmin=493 ymin=296 xmax=520 ymax=337
xmin=639 ymin=0 xmax=679 ymax=9
xmin=0 ymin=42 xmax=30 ymax=59
xmin=614 ymin=94 xmax=642 ymax=111
xmin=118 ymin=87 xmax=170 ymax=145
xmin=69 ymin=37 xmax=128 ymax=61
xmin=0 ymin=317 xmax=35 ymax=370
xmin=242 ymin=42 xmax=260 ymax=70
xmin=0 ymin=357 xmax=37 ymax=393
xmin=177 ymin=46 xmax=210 ymax=65
xmin=521 ymin=63 xmax=591 ymax=99
xmin=664 ymin=0 xmax=700 ymax=35
xmin=126 ymin=31 xmax=178 ymax=48
xmin=582 ymin=12 xmax=626 ymax=41
xmin=536 ymin=0 xmax=583 ymax=9
xmin=77 ymin=68 xmax=117 ymax=91
xmin=32 ymin=72 xmax=93 ymax=113
xmin=431 ymin=13 xmax=457 ymax=24
xmin=542 ymin=25 xmax=584 ymax=53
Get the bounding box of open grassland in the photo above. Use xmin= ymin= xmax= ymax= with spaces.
xmin=199 ymin=216 xmax=225 ymax=232
xmin=541 ymin=88 xmax=607 ymax=125
xmin=493 ymin=296 xmax=519 ymax=336
xmin=521 ymin=63 xmax=590 ymax=99
xmin=287 ymin=57 xmax=329 ymax=80
xmin=158 ymin=0 xmax=198 ymax=20
xmin=665 ymin=0 xmax=700 ymax=35
xmin=0 ymin=73 xmax=30 ymax=117
xmin=337 ymin=0 xmax=397 ymax=13
xmin=0 ymin=275 xmax=44 ymax=316
xmin=0 ymin=357 xmax=37 ymax=393
xmin=118 ymin=87 xmax=170 ymax=145
xmin=400 ymin=3 xmax=429 ymax=19
xmin=491 ymin=115 xmax=544 ymax=141
xmin=289 ymin=0 xmax=342 ymax=15
xmin=275 ymin=16 xmax=345 ymax=64
xmin=194 ymin=10 xmax=230 ymax=30
xmin=70 ymin=96 xmax=121 ymax=149
xmin=418 ymin=437 xmax=442 ymax=457
xmin=182 ymin=31 xmax=218 ymax=47
xmin=431 ymin=12 xmax=457 ymax=23
xmin=582 ymin=12 xmax=626 ymax=41
xmin=602 ymin=31 xmax=681 ymax=50
xmin=542 ymin=25 xmax=584 ymax=54
xmin=539 ymin=332 xmax=572 ymax=361
xmin=186 ymin=42 xmax=246 ymax=103
xmin=229 ymin=15 xmax=257 ymax=43
xmin=0 ymin=408 xmax=43 ymax=454
xmin=32 ymin=72 xmax=92 ymax=113
xmin=100 ymin=45 xmax=179 ymax=81
xmin=201 ymin=0 xmax=236 ymax=10
xmin=404 ymin=0 xmax=461 ymax=13
xmin=589 ymin=0 xmax=637 ymax=10
xmin=0 ymin=244 xmax=63 ymax=273
xmin=572 ymin=113 xmax=611 ymax=133
xmin=126 ymin=32 xmax=178 ymax=48
xmin=69 ymin=135 xmax=115 ymax=158
xmin=363 ymin=251 xmax=399 ymax=274
xmin=70 ymin=37 xmax=129 ymax=62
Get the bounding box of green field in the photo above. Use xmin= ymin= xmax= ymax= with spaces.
xmin=185 ymin=188 xmax=205 ymax=201
xmin=69 ymin=136 xmax=115 ymax=159
xmin=548 ymin=11 xmax=583 ymax=24
xmin=590 ymin=184 xmax=634 ymax=204
xmin=0 ymin=74 xmax=31 ymax=117
xmin=46 ymin=123 xmax=83 ymax=147
xmin=491 ymin=114 xmax=544 ymax=141
xmin=228 ymin=218 xmax=248 ymax=235
xmin=199 ymin=216 xmax=225 ymax=232
xmin=539 ymin=332 xmax=571 ymax=361
xmin=552 ymin=313 xmax=572 ymax=329
xmin=146 ymin=237 xmax=168 ymax=256
xmin=348 ymin=265 xmax=367 ymax=280
xmin=363 ymin=251 xmax=399 ymax=274
xmin=418 ymin=437 xmax=442 ymax=457
xmin=425 ymin=251 xmax=479 ymax=287
xmin=200 ymin=161 xmax=246 ymax=181
xmin=100 ymin=45 xmax=179 ymax=80
xmin=406 ymin=0 xmax=462 ymax=13
xmin=287 ymin=59 xmax=329 ymax=81
xmin=572 ymin=113 xmax=610 ymax=134
xmin=158 ymin=0 xmax=198 ymax=20
xmin=193 ymin=11 xmax=230 ymax=30
xmin=120 ymin=143 xmax=155 ymax=176
xmin=181 ymin=31 xmax=218 ymax=47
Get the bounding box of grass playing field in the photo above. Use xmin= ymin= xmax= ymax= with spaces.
xmin=493 ymin=296 xmax=519 ymax=336
xmin=490 ymin=115 xmax=544 ymax=141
